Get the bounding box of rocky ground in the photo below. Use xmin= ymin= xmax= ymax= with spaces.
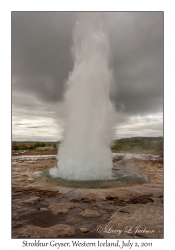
xmin=12 ymin=152 xmax=163 ymax=239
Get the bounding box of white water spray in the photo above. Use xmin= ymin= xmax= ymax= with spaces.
xmin=50 ymin=13 xmax=116 ymax=180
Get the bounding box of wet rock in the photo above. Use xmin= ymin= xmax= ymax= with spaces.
xmin=37 ymin=207 xmax=48 ymax=212
xmin=12 ymin=153 xmax=163 ymax=239
xmin=49 ymin=202 xmax=75 ymax=214
xmin=71 ymin=197 xmax=91 ymax=203
xmin=118 ymin=208 xmax=130 ymax=214
xmin=97 ymin=203 xmax=163 ymax=238
xmin=106 ymin=195 xmax=118 ymax=201
xmin=79 ymin=209 xmax=101 ymax=218
xmin=24 ymin=197 xmax=40 ymax=204
xmin=70 ymin=193 xmax=106 ymax=203
xmin=12 ymin=224 xmax=75 ymax=238
xmin=129 ymin=194 xmax=154 ymax=204
xmin=12 ymin=198 xmax=21 ymax=203
xmin=27 ymin=178 xmax=35 ymax=183
xmin=91 ymin=202 xmax=116 ymax=211
xmin=80 ymin=227 xmax=89 ymax=233
xmin=105 ymin=195 xmax=127 ymax=206
xmin=16 ymin=207 xmax=49 ymax=218
xmin=12 ymin=221 xmax=24 ymax=229
xmin=113 ymin=155 xmax=125 ymax=162
xmin=12 ymin=186 xmax=59 ymax=197
xmin=105 ymin=193 xmax=154 ymax=206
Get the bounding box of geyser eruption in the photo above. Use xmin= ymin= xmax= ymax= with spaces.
xmin=51 ymin=13 xmax=116 ymax=180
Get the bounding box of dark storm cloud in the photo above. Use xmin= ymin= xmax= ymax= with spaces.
xmin=106 ymin=12 xmax=163 ymax=115
xmin=12 ymin=12 xmax=163 ymax=140
xmin=12 ymin=11 xmax=163 ymax=116
xmin=12 ymin=12 xmax=76 ymax=103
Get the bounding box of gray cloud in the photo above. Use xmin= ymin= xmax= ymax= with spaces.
xmin=12 ymin=12 xmax=163 ymax=140
xmin=106 ymin=12 xmax=163 ymax=115
xmin=12 ymin=12 xmax=76 ymax=103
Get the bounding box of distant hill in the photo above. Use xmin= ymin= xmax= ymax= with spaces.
xmin=111 ymin=137 xmax=163 ymax=154
xmin=12 ymin=137 xmax=163 ymax=155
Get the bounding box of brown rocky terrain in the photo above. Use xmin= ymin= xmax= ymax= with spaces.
xmin=12 ymin=152 xmax=163 ymax=238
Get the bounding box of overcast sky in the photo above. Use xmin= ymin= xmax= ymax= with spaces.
xmin=12 ymin=11 xmax=163 ymax=141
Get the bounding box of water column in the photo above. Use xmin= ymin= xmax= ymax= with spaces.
xmin=51 ymin=13 xmax=116 ymax=180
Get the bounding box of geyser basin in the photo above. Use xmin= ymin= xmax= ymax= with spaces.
xmin=38 ymin=165 xmax=148 ymax=189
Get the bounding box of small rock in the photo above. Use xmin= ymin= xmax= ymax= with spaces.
xmin=49 ymin=202 xmax=75 ymax=214
xmin=24 ymin=197 xmax=40 ymax=204
xmin=80 ymin=228 xmax=89 ymax=233
xmin=79 ymin=209 xmax=101 ymax=218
